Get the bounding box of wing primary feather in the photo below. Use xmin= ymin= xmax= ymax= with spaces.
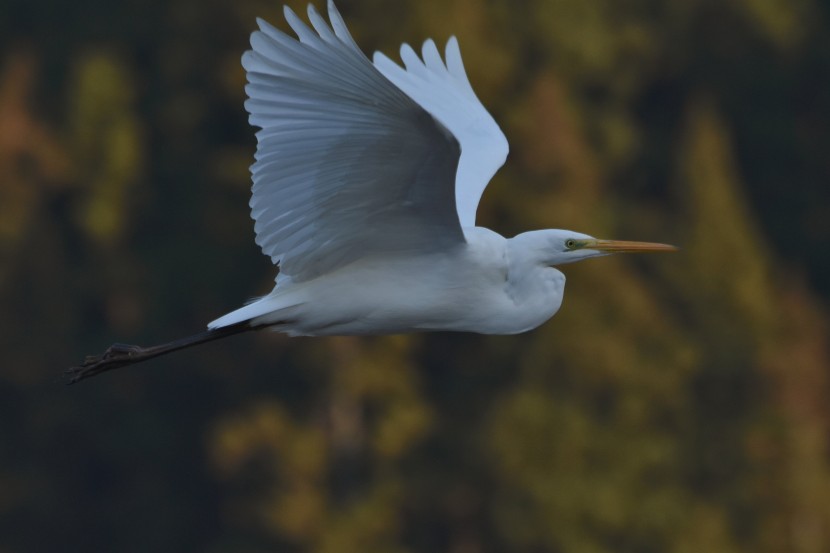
xmin=250 ymin=25 xmax=407 ymax=111
xmin=421 ymin=39 xmax=446 ymax=73
xmin=283 ymin=6 xmax=322 ymax=46
xmin=326 ymin=0 xmax=362 ymax=53
xmin=443 ymin=37 xmax=476 ymax=96
xmin=307 ymin=4 xmax=339 ymax=43
xmin=399 ymin=43 xmax=429 ymax=77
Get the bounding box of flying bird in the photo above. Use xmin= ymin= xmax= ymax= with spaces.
xmin=68 ymin=1 xmax=676 ymax=383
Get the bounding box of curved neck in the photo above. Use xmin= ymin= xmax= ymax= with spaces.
xmin=507 ymin=230 xmax=557 ymax=268
xmin=505 ymin=232 xmax=566 ymax=306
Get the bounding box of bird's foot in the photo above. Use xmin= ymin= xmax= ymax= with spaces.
xmin=66 ymin=343 xmax=145 ymax=384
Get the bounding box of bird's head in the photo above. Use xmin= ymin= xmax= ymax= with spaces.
xmin=511 ymin=229 xmax=678 ymax=267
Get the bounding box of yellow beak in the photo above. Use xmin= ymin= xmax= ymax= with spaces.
xmin=586 ymin=239 xmax=678 ymax=253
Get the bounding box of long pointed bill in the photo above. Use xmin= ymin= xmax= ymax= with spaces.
xmin=586 ymin=239 xmax=678 ymax=253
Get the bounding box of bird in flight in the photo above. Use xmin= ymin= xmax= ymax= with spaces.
xmin=67 ymin=1 xmax=676 ymax=383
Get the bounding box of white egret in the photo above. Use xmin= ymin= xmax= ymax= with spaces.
xmin=68 ymin=1 xmax=676 ymax=383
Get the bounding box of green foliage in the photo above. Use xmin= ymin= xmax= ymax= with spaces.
xmin=1 ymin=0 xmax=829 ymax=552
xmin=68 ymin=52 xmax=143 ymax=248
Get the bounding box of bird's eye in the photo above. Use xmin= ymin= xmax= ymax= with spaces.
xmin=565 ymin=239 xmax=577 ymax=250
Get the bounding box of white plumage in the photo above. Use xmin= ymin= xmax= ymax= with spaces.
xmin=67 ymin=0 xmax=676 ymax=383
xmin=206 ymin=0 xmax=675 ymax=335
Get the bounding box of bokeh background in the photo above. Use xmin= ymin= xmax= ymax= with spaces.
xmin=2 ymin=0 xmax=829 ymax=551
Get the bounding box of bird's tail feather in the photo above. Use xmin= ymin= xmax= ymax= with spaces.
xmin=207 ymin=294 xmax=301 ymax=330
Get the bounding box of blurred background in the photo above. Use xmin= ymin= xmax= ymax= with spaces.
xmin=1 ymin=0 xmax=829 ymax=551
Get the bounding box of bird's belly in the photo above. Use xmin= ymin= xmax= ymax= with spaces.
xmin=288 ymin=279 xmax=480 ymax=336
xmin=279 ymin=256 xmax=561 ymax=336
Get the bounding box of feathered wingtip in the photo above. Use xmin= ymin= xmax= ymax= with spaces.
xmin=277 ymin=1 xmax=363 ymax=52
xmin=244 ymin=1 xmax=362 ymax=69
xmin=326 ymin=1 xmax=358 ymax=47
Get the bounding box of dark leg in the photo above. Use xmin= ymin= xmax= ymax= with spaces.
xmin=66 ymin=322 xmax=254 ymax=384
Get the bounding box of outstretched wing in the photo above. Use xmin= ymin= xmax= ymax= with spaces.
xmin=243 ymin=1 xmax=465 ymax=282
xmin=373 ymin=36 xmax=509 ymax=228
